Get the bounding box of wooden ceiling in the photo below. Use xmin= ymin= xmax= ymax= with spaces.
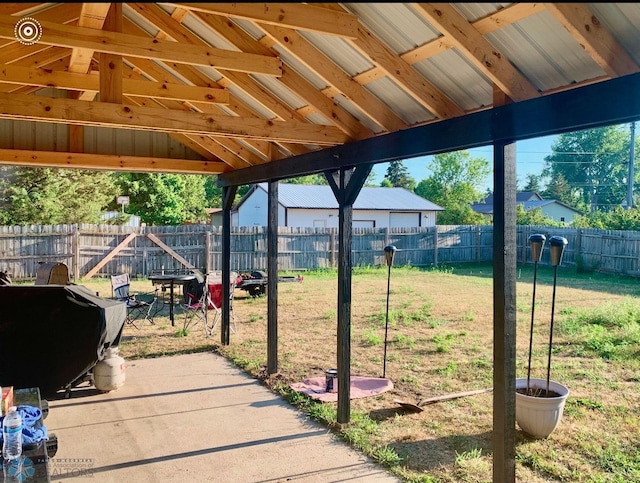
xmin=0 ymin=3 xmax=638 ymax=180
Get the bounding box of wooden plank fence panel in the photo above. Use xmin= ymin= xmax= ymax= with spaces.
xmin=3 ymin=223 xmax=640 ymax=280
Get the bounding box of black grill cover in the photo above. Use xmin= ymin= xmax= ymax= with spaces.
xmin=0 ymin=285 xmax=126 ymax=396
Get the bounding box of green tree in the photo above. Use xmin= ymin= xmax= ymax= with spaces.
xmin=116 ymin=173 xmax=207 ymax=225
xmin=543 ymin=125 xmax=634 ymax=213
xmin=541 ymin=172 xmax=577 ymax=207
xmin=204 ymin=176 xmax=222 ymax=208
xmin=522 ymin=173 xmax=543 ymax=193
xmin=0 ymin=167 xmax=116 ymax=225
xmin=382 ymin=161 xmax=416 ymax=190
xmin=572 ymin=206 xmax=640 ymax=230
xmin=414 ymin=151 xmax=490 ymax=224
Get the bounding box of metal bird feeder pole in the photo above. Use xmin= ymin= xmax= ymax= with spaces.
xmin=526 ymin=234 xmax=546 ymax=394
xmin=546 ymin=235 xmax=568 ymax=396
xmin=382 ymin=245 xmax=397 ymax=378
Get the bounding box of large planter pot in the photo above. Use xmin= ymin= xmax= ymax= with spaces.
xmin=515 ymin=377 xmax=569 ymax=439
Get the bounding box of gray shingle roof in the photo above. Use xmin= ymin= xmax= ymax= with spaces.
xmin=256 ymin=183 xmax=443 ymax=211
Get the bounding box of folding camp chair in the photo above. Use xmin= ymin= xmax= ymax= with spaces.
xmin=203 ymin=271 xmax=238 ymax=337
xmin=181 ymin=280 xmax=211 ymax=335
xmin=111 ymin=273 xmax=158 ymax=328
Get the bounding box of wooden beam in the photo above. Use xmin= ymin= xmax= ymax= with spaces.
xmin=84 ymin=232 xmax=137 ymax=279
xmin=325 ymin=165 xmax=372 ymax=424
xmin=258 ymin=22 xmax=407 ymax=132
xmin=99 ymin=3 xmax=122 ymax=104
xmin=68 ymin=3 xmax=111 ymax=75
xmin=349 ymin=23 xmax=464 ymax=118
xmin=0 ymin=148 xmax=226 ymax=174
xmin=220 ymin=185 xmax=237 ymax=345
xmin=545 ymin=3 xmax=639 ymax=77
xmin=218 ymin=72 xmax=640 ymax=186
xmin=0 ymin=63 xmax=229 ymax=105
xmin=0 ymin=13 xmax=282 ymax=76
xmin=267 ymin=180 xmax=278 ymax=374
xmin=122 ymin=12 xmax=316 ymax=157
xmin=0 ymin=91 xmax=348 ymax=145
xmin=192 ymin=10 xmax=373 ymax=140
xmin=492 ymin=85 xmax=516 ymax=483
xmin=0 ymin=4 xmax=48 ymax=16
xmin=413 ymin=3 xmax=541 ymax=101
xmin=68 ymin=123 xmax=83 ymax=153
xmin=166 ymin=3 xmax=359 ymax=39
xmin=473 ymin=3 xmax=547 ymax=35
xmin=492 ymin=139 xmax=517 ymax=483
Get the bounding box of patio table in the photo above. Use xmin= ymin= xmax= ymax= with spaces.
xmin=149 ymin=274 xmax=197 ymax=326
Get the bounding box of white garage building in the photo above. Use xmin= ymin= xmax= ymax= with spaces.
xmin=232 ymin=183 xmax=444 ymax=228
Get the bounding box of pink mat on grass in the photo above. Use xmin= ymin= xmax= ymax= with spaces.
xmin=290 ymin=376 xmax=393 ymax=402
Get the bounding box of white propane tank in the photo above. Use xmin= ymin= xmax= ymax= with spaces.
xmin=94 ymin=347 xmax=126 ymax=392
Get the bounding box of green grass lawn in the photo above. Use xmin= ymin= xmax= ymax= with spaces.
xmin=76 ymin=263 xmax=640 ymax=482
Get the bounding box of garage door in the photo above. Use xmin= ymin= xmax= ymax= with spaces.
xmin=389 ymin=212 xmax=419 ymax=227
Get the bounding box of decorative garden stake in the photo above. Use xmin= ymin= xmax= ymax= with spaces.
xmin=546 ymin=235 xmax=568 ymax=396
xmin=526 ymin=234 xmax=546 ymax=394
xmin=382 ymin=244 xmax=397 ymax=378
xmin=515 ymin=235 xmax=570 ymax=439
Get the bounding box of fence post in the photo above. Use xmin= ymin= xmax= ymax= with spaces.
xmin=575 ymin=228 xmax=582 ymax=267
xmin=330 ymin=229 xmax=337 ymax=268
xmin=141 ymin=224 xmax=147 ymax=276
xmin=205 ymin=230 xmax=212 ymax=272
xmin=433 ymin=226 xmax=438 ymax=266
xmin=72 ymin=224 xmax=79 ymax=281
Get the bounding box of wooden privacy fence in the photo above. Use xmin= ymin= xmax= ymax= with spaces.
xmin=0 ymin=224 xmax=639 ymax=281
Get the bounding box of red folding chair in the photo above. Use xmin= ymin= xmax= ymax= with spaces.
xmin=204 ymin=271 xmax=237 ymax=337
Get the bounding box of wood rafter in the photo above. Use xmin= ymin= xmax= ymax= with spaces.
xmin=123 ymin=6 xmax=319 ymax=159
xmin=0 ymin=63 xmax=229 ymax=104
xmin=0 ymin=148 xmax=225 ymax=174
xmin=193 ymin=9 xmax=373 ymax=140
xmin=325 ymin=3 xmax=548 ymax=96
xmin=257 ymin=22 xmax=407 ymax=132
xmin=68 ymin=3 xmax=110 ymax=74
xmin=544 ymin=3 xmax=639 ymax=77
xmin=164 ymin=3 xmax=359 ymax=39
xmin=0 ymin=13 xmax=283 ymax=76
xmin=412 ymin=3 xmax=540 ymax=101
xmin=0 ymin=90 xmax=348 ymax=145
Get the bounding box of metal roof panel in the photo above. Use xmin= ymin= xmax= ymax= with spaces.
xmin=256 ymin=183 xmax=444 ymax=211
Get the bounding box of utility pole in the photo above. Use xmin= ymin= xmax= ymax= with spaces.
xmin=628 ymin=121 xmax=636 ymax=209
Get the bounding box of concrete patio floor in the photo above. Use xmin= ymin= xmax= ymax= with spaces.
xmin=45 ymin=351 xmax=400 ymax=482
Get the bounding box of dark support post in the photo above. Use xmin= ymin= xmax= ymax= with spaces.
xmin=267 ymin=180 xmax=278 ymax=374
xmin=493 ymin=140 xmax=517 ymax=483
xmin=326 ymin=164 xmax=372 ymax=424
xmin=221 ymin=185 xmax=237 ymax=346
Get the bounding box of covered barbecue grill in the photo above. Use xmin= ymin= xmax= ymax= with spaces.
xmin=0 ymin=284 xmax=126 ymax=396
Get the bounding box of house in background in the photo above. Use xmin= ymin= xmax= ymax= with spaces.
xmin=101 ymin=211 xmax=141 ymax=227
xmin=471 ymin=191 xmax=582 ymax=224
xmin=207 ymin=208 xmax=223 ymax=227
xmin=232 ymin=183 xmax=444 ymax=228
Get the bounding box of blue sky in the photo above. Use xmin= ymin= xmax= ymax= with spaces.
xmin=370 ymin=134 xmax=558 ymax=192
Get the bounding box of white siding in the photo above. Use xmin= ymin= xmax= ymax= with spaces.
xmin=234 ymin=187 xmax=440 ymax=227
xmin=234 ymin=188 xmax=287 ymax=226
xmin=541 ymin=204 xmax=578 ymax=224
xmin=236 ymin=188 xmax=268 ymax=226
xmin=389 ymin=212 xmax=420 ymax=227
